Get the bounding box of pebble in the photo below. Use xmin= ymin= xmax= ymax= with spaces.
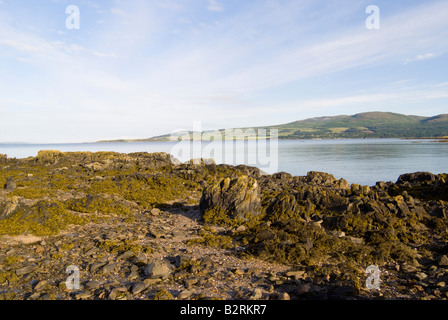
xmin=15 ymin=265 xmax=36 ymax=276
xmin=144 ymin=260 xmax=172 ymax=279
xmin=101 ymin=262 xmax=118 ymax=274
xmin=401 ymin=264 xmax=419 ymax=273
xmin=250 ymin=288 xmax=263 ymax=300
xmin=178 ymin=290 xmax=193 ymax=299
xmin=85 ymin=280 xmax=101 ymax=290
xmin=233 ymin=269 xmax=244 ymax=276
xmin=150 ymin=208 xmax=161 ymax=216
xmin=184 ymin=278 xmax=199 ymax=288
xmin=90 ymin=262 xmax=107 ymax=273
xmin=439 ymin=255 xmax=448 ymax=266
xmin=33 ymin=280 xmax=48 ymax=291
xmin=76 ymin=292 xmax=93 ymax=300
xmin=131 ymin=282 xmax=149 ymax=295
xmin=35 ymin=246 xmax=45 ymax=254
xmin=117 ymin=250 xmax=135 ymax=261
xmin=278 ymin=292 xmax=290 ymax=300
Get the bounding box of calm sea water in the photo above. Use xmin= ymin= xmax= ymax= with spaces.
xmin=1 ymin=139 xmax=447 ymax=186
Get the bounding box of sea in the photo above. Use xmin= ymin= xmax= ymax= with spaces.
xmin=1 ymin=138 xmax=447 ymax=187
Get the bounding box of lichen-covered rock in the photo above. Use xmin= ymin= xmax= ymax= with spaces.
xmin=0 ymin=196 xmax=23 ymax=220
xmin=305 ymin=171 xmax=350 ymax=190
xmin=4 ymin=177 xmax=16 ymax=191
xmin=200 ymin=175 xmax=262 ymax=220
xmin=36 ymin=150 xmax=64 ymax=164
xmin=266 ymin=193 xmax=304 ymax=222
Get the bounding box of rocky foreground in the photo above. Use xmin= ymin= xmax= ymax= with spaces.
xmin=0 ymin=151 xmax=448 ymax=300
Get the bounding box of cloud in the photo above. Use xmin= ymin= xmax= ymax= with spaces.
xmin=1 ymin=0 xmax=448 ymax=143
xmin=110 ymin=7 xmax=127 ymax=17
xmin=404 ymin=53 xmax=439 ymax=65
xmin=156 ymin=0 xmax=184 ymax=11
xmin=135 ymin=0 xmax=448 ymax=97
xmin=207 ymin=0 xmax=223 ymax=12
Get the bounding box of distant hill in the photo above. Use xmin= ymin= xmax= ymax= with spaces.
xmin=269 ymin=112 xmax=448 ymax=140
xmin=98 ymin=112 xmax=448 ymax=142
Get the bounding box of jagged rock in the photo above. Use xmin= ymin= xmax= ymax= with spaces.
xmin=365 ymin=199 xmax=390 ymax=215
xmin=394 ymin=195 xmax=412 ymax=217
xmin=200 ymin=175 xmax=262 ymax=219
xmin=0 ymin=196 xmax=22 ymax=220
xmin=397 ymin=172 xmax=436 ymax=185
xmin=267 ymin=193 xmax=302 ymax=220
xmin=1 ymin=150 xmax=448 ymax=301
xmin=306 ymin=171 xmax=337 ymax=185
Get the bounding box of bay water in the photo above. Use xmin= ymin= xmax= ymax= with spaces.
xmin=1 ymin=139 xmax=447 ymax=186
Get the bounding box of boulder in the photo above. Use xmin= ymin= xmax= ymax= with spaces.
xmin=200 ymin=175 xmax=262 ymax=220
xmin=397 ymin=172 xmax=436 ymax=185
xmin=144 ymin=260 xmax=172 ymax=279
xmin=306 ymin=171 xmax=337 ymax=185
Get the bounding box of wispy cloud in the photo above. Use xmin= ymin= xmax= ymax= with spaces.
xmin=207 ymin=0 xmax=224 ymax=12
xmin=0 ymin=0 xmax=447 ymax=142
xmin=404 ymin=53 xmax=439 ymax=65
xmin=110 ymin=7 xmax=127 ymax=17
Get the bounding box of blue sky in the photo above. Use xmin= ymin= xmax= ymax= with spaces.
xmin=0 ymin=0 xmax=447 ymax=143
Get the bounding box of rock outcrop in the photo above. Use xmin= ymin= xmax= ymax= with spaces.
xmin=200 ymin=175 xmax=262 ymax=220
xmin=1 ymin=150 xmax=448 ymax=301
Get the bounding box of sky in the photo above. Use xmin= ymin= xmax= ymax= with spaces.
xmin=0 ymin=0 xmax=447 ymax=143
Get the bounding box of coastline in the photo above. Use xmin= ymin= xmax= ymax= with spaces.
xmin=1 ymin=151 xmax=448 ymax=300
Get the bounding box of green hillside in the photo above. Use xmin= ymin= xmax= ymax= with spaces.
xmin=99 ymin=112 xmax=448 ymax=142
xmin=269 ymin=112 xmax=448 ymax=139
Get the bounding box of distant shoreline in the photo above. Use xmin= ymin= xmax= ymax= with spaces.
xmin=1 ymin=136 xmax=448 ymax=145
xmin=96 ymin=136 xmax=448 ymax=143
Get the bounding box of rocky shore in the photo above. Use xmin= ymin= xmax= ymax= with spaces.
xmin=0 ymin=151 xmax=447 ymax=300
